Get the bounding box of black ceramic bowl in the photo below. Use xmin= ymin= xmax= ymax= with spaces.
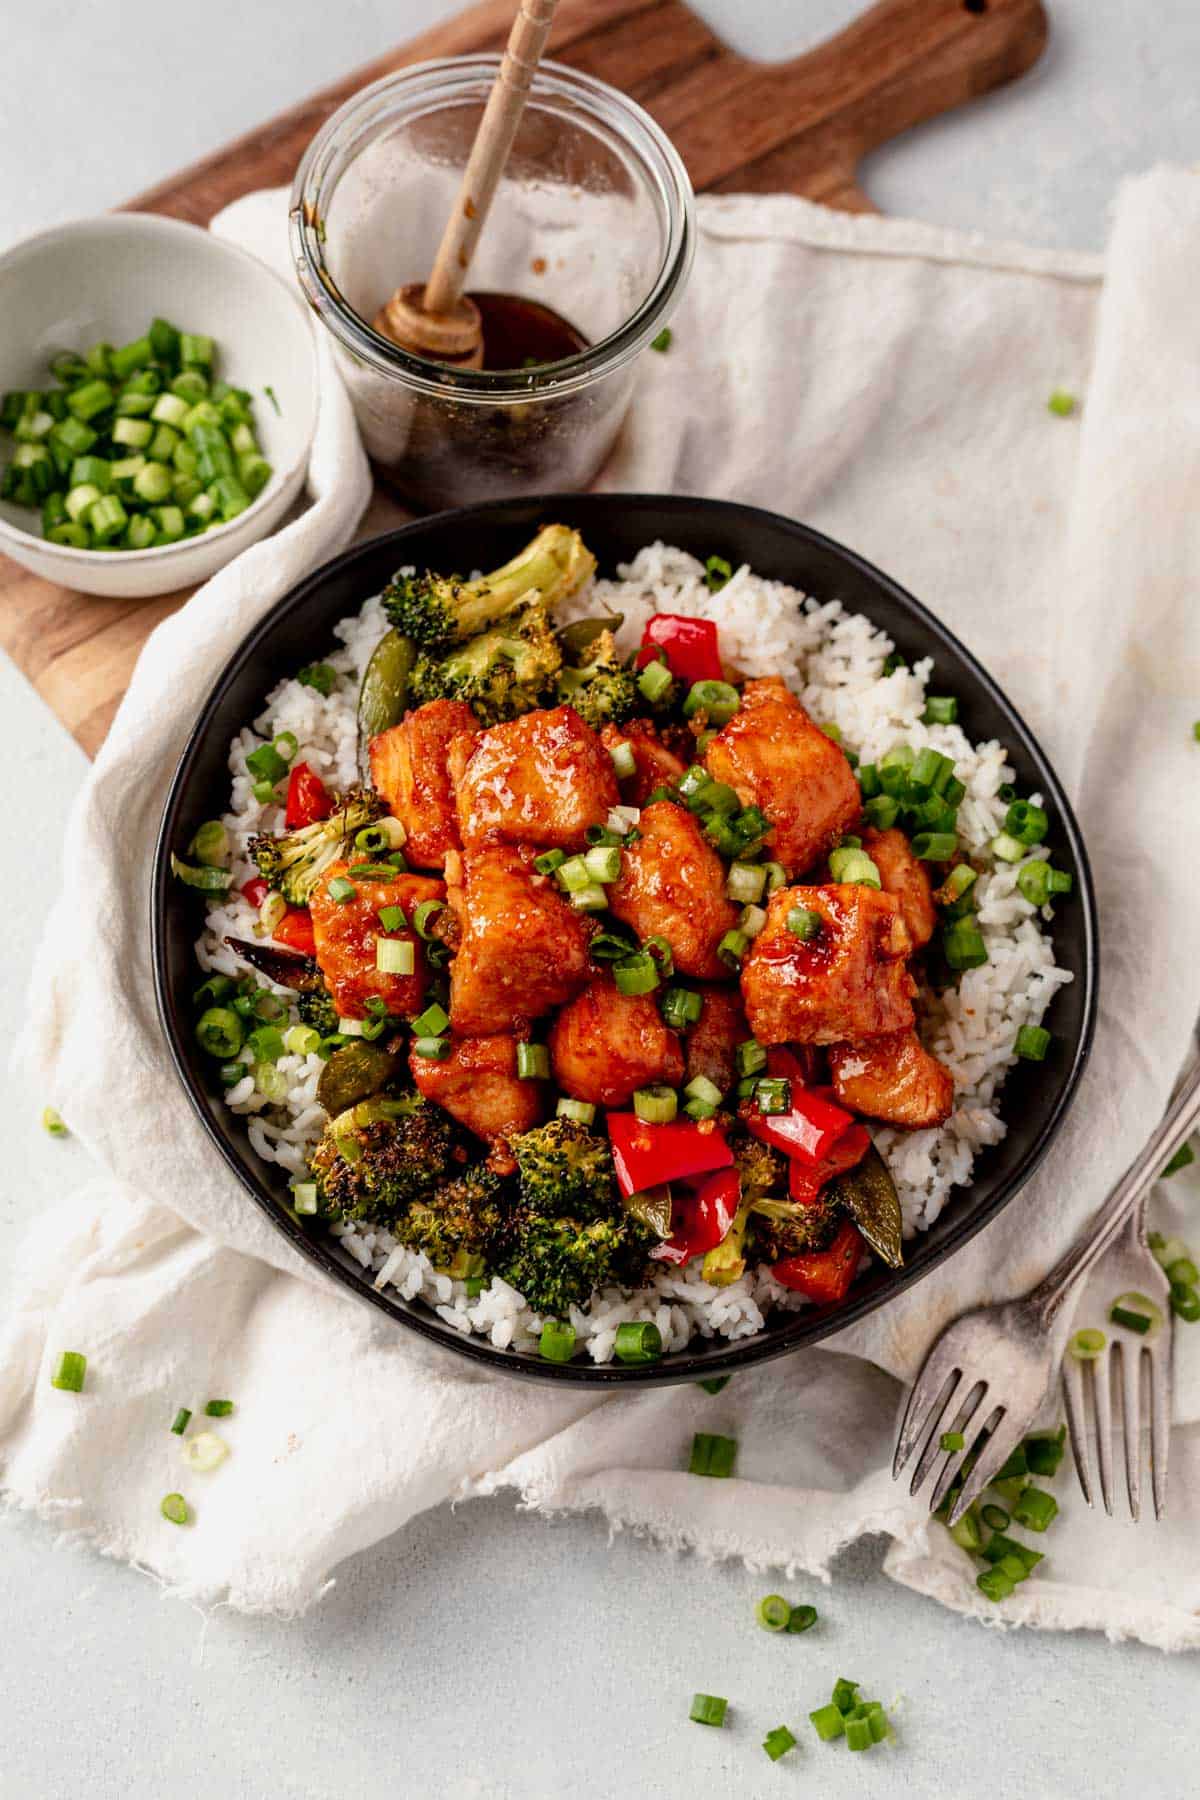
xmin=153 ymin=494 xmax=1097 ymax=1386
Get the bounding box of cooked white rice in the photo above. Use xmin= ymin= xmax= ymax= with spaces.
xmin=196 ymin=543 xmax=1072 ymax=1361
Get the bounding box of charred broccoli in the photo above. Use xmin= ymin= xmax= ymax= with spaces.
xmin=297 ymin=986 xmax=339 ymax=1037
xmin=746 ymin=1194 xmax=839 ymax=1265
xmin=512 ymin=1117 xmax=618 ymax=1221
xmin=408 ymin=601 xmax=562 ymax=726
xmin=249 ymin=786 xmax=381 ymax=907
xmin=498 ymin=1212 xmax=654 ymax=1315
xmin=392 ymin=1163 xmax=513 ymax=1275
xmin=382 ymin=524 xmax=596 ymax=648
xmin=309 ymin=1096 xmax=464 ymax=1227
xmin=554 ymin=628 xmax=639 ymax=729
xmin=729 ymin=1131 xmax=787 ymax=1202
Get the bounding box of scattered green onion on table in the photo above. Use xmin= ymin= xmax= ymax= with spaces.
xmin=0 ymin=320 xmax=273 ymax=549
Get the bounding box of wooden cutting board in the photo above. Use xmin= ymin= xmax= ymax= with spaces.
xmin=0 ymin=0 xmax=1047 ymax=756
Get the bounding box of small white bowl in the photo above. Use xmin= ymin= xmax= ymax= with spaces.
xmin=0 ymin=214 xmax=318 ymax=598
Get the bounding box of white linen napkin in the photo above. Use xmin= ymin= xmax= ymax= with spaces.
xmin=3 ymin=173 xmax=1200 ymax=1643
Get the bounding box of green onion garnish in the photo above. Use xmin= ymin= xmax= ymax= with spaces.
xmin=651 ymin=327 xmax=672 ymax=353
xmin=204 ymin=1399 xmax=234 ymax=1417
xmin=762 ymin=1727 xmax=797 ymax=1762
xmin=682 ymin=679 xmax=740 ymax=726
xmin=827 ymin=847 xmax=881 ymax=888
xmin=608 ymin=739 xmax=636 ymax=779
xmin=1162 ymin=1142 xmax=1196 ymax=1177
xmin=1023 ymin=1426 xmax=1066 ymax=1477
xmin=516 ymin=1042 xmax=550 ymax=1081
xmin=327 ymin=876 xmax=357 ymax=904
xmin=170 ymin=1408 xmax=192 ymax=1435
xmin=661 ymin=986 xmax=702 ymax=1029
xmin=614 ymin=951 xmax=660 ymax=997
xmin=1015 ymin=1024 xmax=1051 ymax=1061
xmin=787 ymin=1603 xmax=818 ymax=1634
xmin=939 ymin=1430 xmax=965 ymax=1453
xmin=376 ymin=938 xmax=414 ymax=975
xmin=297 ymin=662 xmax=336 ymax=695
xmin=1012 ymin=1486 xmax=1058 ymax=1532
xmin=923 ymin=695 xmax=958 ymax=725
xmin=637 ymin=659 xmax=673 ymax=703
xmin=412 ymin=1036 xmax=451 ymax=1061
xmin=943 ymin=918 xmax=988 ymax=970
xmin=614 ymin=1320 xmax=662 ymax=1365
xmin=633 ymin=1085 xmax=678 ymax=1124
xmin=1047 ymin=389 xmax=1076 ymax=417
xmin=809 ymin=1703 xmax=845 ymax=1742
xmin=980 ymin=1502 xmax=1010 ymax=1532
xmin=50 ymin=1351 xmax=87 ymax=1392
xmin=41 ymin=1105 xmax=68 ymax=1137
xmin=1069 ymin=1327 xmax=1105 ymax=1360
xmin=688 ymin=1431 xmax=737 ymax=1477
xmin=161 ymin=1493 xmax=190 ymax=1526
xmin=557 ymin=1097 xmax=596 ymax=1125
xmin=754 ymin=1077 xmax=790 ymax=1116
xmin=697 ymin=1375 xmax=730 ymax=1395
xmin=690 ymin=1694 xmax=727 ymax=1727
xmin=1170 ymin=1284 xmax=1200 ymax=1322
xmin=378 ymin=904 xmax=407 ymax=932
xmin=195 ymin=1007 xmax=245 ymax=1060
xmin=1108 ymin=1292 xmax=1160 ymax=1336
xmin=756 ymin=1593 xmax=791 ymax=1632
xmin=539 ymin=1320 xmax=576 ymax=1363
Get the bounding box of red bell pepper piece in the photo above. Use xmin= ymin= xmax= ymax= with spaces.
xmin=272 ymin=908 xmax=316 ymax=958
xmin=635 ymin=614 xmax=724 ymax=685
xmin=608 ymin=1114 xmax=733 ymax=1200
xmin=787 ymin=1121 xmax=872 ymax=1203
xmin=771 ymin=1220 xmax=864 ymax=1305
xmin=652 ymin=1166 xmax=741 ymax=1266
xmin=746 ymin=1085 xmax=855 ymax=1166
xmin=241 ymin=877 xmax=268 ymax=909
xmin=284 ymin=761 xmax=333 ymax=829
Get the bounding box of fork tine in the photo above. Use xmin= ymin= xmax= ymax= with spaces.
xmin=1093 ymin=1351 xmax=1115 ymax=1515
xmin=909 ymin=1375 xmax=981 ymax=1497
xmin=948 ymin=1408 xmax=1025 ymax=1525
xmin=1061 ymin=1355 xmax=1093 ymax=1506
xmin=894 ymin=1364 xmax=960 ymax=1480
xmin=1148 ymin=1340 xmax=1171 ymax=1519
xmin=1119 ymin=1342 xmax=1144 ymax=1521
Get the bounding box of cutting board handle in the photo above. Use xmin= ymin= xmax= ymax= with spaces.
xmin=688 ymin=0 xmax=1048 ymax=204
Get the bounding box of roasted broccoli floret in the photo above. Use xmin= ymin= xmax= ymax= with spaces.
xmin=382 ymin=524 xmax=596 ymax=648
xmin=249 ymin=786 xmax=381 ymax=907
xmin=296 ymin=986 xmax=339 ymax=1037
xmin=512 ymin=1117 xmax=618 ymax=1221
xmin=747 ymin=1194 xmax=839 ymax=1265
xmin=498 ymin=1212 xmax=654 ymax=1315
xmin=729 ymin=1131 xmax=787 ymax=1203
xmin=408 ymin=600 xmax=562 ymax=725
xmin=554 ymin=628 xmax=639 ymax=729
xmin=392 ymin=1163 xmax=513 ymax=1274
xmin=309 ymin=1096 xmax=464 ymax=1227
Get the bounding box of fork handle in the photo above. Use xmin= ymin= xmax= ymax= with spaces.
xmin=1033 ymin=1054 xmax=1200 ymax=1319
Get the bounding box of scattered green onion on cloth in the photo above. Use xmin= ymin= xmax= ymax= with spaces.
xmin=2 ymin=173 xmax=1200 ymax=1643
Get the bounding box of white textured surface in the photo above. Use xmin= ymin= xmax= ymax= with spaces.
xmin=2 ymin=1 xmax=1199 ymax=1793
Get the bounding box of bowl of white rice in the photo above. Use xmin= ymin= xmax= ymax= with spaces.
xmin=153 ymin=494 xmax=1097 ymax=1386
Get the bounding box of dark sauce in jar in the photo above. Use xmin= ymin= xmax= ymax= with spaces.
xmin=472 ymin=291 xmax=588 ymax=370
xmin=363 ymin=289 xmax=632 ymax=514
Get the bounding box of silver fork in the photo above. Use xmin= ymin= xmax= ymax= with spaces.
xmin=1060 ymin=1196 xmax=1171 ymax=1518
xmin=893 ymin=1053 xmax=1200 ymax=1526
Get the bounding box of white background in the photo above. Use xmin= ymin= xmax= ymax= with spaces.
xmin=2 ymin=3 xmax=1197 ymax=1795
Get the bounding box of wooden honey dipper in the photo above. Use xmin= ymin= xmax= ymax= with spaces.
xmin=374 ymin=0 xmax=559 ymax=368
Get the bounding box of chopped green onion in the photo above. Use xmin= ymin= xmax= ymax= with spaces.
xmin=1162 ymin=1142 xmax=1196 ymax=1177
xmin=923 ymin=695 xmax=958 ymax=725
xmin=690 ymin=1694 xmax=727 ymax=1727
xmin=245 ymin=1024 xmax=285 ymax=1064
xmin=943 ymin=918 xmax=988 ymax=971
xmin=614 ymin=1320 xmax=662 ymax=1365
xmin=569 ymin=883 xmax=607 ymax=912
xmin=245 ymin=742 xmax=288 ymax=784
xmin=1015 ymin=1025 xmax=1051 ymax=1061
xmin=41 ymin=1105 xmax=68 ymax=1137
xmin=989 ymin=832 xmax=1026 ymax=864
xmin=634 ymin=1085 xmax=678 ymax=1124
xmin=170 ymin=1408 xmax=192 ymax=1435
xmin=412 ymin=1036 xmax=452 ymax=1061
xmin=756 ymin=1593 xmax=792 ymax=1632
xmin=204 ymin=1399 xmax=234 ymax=1418
xmin=1047 ymin=389 xmax=1076 ymax=417
xmin=940 ymin=1430 xmax=965 ymax=1453
xmin=409 ymin=1002 xmax=447 ymax=1038
xmin=283 ymin=1025 xmax=321 ymax=1057
xmin=689 ymin=1431 xmax=737 ymax=1476
xmin=50 ymin=1351 xmax=87 ymax=1392
xmin=557 ymin=1097 xmax=596 ymax=1125
xmin=348 ymin=863 xmax=398 ymax=881
xmin=1012 ymin=1486 xmax=1058 ymax=1532
xmin=195 ymin=1007 xmax=244 ymax=1060
xmin=376 ymin=937 xmax=414 ymax=975
xmin=726 ymin=860 xmax=766 ymax=904
xmin=180 ymin=1430 xmax=228 ymax=1472
xmin=786 ymin=906 xmax=822 ymax=941
xmin=614 ymin=951 xmax=660 ymax=997
xmin=1109 ymin=1292 xmax=1161 ymax=1337
xmin=845 ymin=1717 xmax=874 ymax=1753
xmin=1170 ymin=1284 xmax=1200 ymax=1322
xmin=660 ymin=986 xmax=702 ymax=1031
xmin=697 ymin=1375 xmax=731 ymax=1395
xmin=1024 ymin=1426 xmax=1066 ymax=1477
xmin=685 ymin=1074 xmax=723 ymax=1110
xmin=739 ymin=903 xmax=767 ymax=939
xmin=763 ymin=1727 xmax=797 ymax=1762
xmin=556 ymin=855 xmax=592 ymax=893
xmin=977 ymin=1566 xmax=1015 ymax=1603
xmin=754 ymin=1077 xmax=790 ymax=1116
xmin=328 ymin=876 xmax=357 ymax=904
xmin=717 ymin=928 xmax=749 ymax=968
xmin=682 ymin=680 xmax=740 ymax=726
xmin=254 ymin=1063 xmax=288 ymax=1102
xmin=533 ymin=848 xmax=566 ymax=875
xmin=584 ymin=845 xmax=622 ymax=885
xmin=1005 ymin=799 xmax=1049 ymax=845
xmin=297 ymin=662 xmax=336 ymax=697
xmin=787 ymin=1603 xmax=818 ymax=1634
xmin=161 ymin=1493 xmax=190 ymax=1526
xmin=911 ymin=831 xmax=958 ymax=862
xmin=378 ymin=905 xmax=407 ymax=932
xmin=828 ymin=847 xmax=881 ymax=888
xmin=539 ymin=1320 xmax=576 ymax=1363
xmin=705 ymin=555 xmax=732 ymax=592
xmin=809 ymin=1703 xmax=845 ymax=1742
xmin=981 ymin=1502 xmax=1010 ymax=1532
xmin=650 ymin=328 xmax=672 ymax=353
xmin=516 ymin=1042 xmax=550 ymax=1081
xmin=251 ymin=779 xmax=278 ymax=805
xmin=948 ymin=1508 xmax=984 ymax=1553
xmin=292 ymin=1182 xmax=319 ymax=1216
xmin=637 ymin=659 xmax=673 ymax=703
xmin=608 ymin=739 xmax=636 ymax=780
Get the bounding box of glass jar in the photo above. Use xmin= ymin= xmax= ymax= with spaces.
xmin=289 ymin=58 xmax=694 ymax=513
